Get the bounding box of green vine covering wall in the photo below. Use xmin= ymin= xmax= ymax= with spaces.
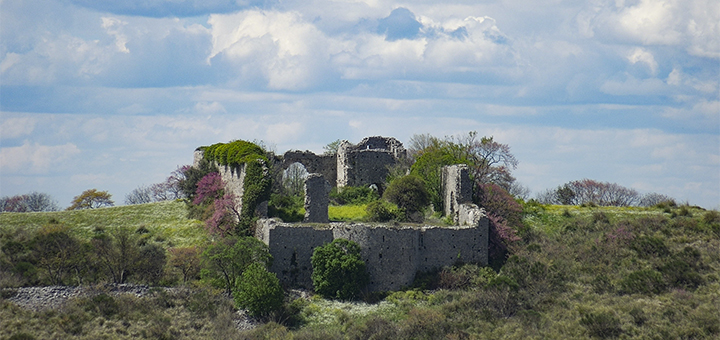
xmin=198 ymin=140 xmax=272 ymax=234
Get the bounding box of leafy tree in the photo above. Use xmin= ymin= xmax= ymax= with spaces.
xmin=67 ymin=189 xmax=114 ymax=210
xmin=178 ymin=159 xmax=218 ymax=203
xmin=233 ymin=262 xmax=284 ymax=317
xmin=201 ymin=236 xmax=272 ymax=295
xmin=206 ymin=193 xmax=241 ymax=236
xmin=382 ymin=175 xmax=429 ymax=221
xmin=366 ymin=200 xmax=402 ymax=222
xmin=32 ymin=224 xmax=84 ymax=285
xmin=135 ymin=243 xmax=167 ymax=285
xmin=474 ymin=183 xmax=523 ymax=268
xmin=169 ymin=246 xmax=202 ymax=283
xmin=311 ymin=239 xmax=369 ymax=300
xmin=409 ymin=132 xmax=518 ymax=212
xmin=330 ymin=186 xmax=379 ymax=206
xmin=92 ymin=227 xmax=139 ymax=284
xmin=193 ymin=172 xmax=224 ymax=205
xmin=323 ymin=139 xmax=343 ymax=155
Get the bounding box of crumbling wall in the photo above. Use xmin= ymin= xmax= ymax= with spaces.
xmin=193 ymin=150 xmax=246 ymax=215
xmin=337 ymin=136 xmax=405 ymax=188
xmin=281 ymin=151 xmax=336 ymax=185
xmin=442 ymin=164 xmax=473 ymax=223
xmin=256 ymin=219 xmax=332 ymax=289
xmin=304 ymin=174 xmax=330 ymax=223
xmin=255 ymin=219 xmax=488 ymax=292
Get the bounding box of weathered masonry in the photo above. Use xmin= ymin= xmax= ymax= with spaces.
xmin=256 ymin=163 xmax=488 ymax=292
xmin=256 ymin=219 xmax=488 ymax=292
xmin=193 ymin=138 xmax=490 ymax=291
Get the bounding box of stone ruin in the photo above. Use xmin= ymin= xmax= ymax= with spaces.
xmin=193 ymin=137 xmax=488 ymax=291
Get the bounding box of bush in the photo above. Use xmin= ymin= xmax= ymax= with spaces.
xmin=311 ymin=239 xmax=369 ymax=300
xmin=365 ymin=200 xmax=403 ymax=222
xmin=630 ymin=235 xmax=669 ymax=258
xmin=579 ymin=310 xmax=623 ymax=338
xmin=382 ymin=175 xmax=430 ymax=220
xmin=329 ymin=186 xmax=379 ymax=205
xmin=620 ymin=269 xmax=665 ymax=295
xmin=234 ymin=262 xmax=284 ymax=317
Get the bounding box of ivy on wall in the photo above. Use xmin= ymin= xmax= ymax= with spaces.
xmin=197 ymin=140 xmax=272 ymax=235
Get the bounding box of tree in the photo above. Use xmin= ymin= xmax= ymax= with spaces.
xmin=545 ymin=179 xmax=641 ymax=207
xmin=32 ymin=224 xmax=84 ymax=285
xmin=409 ymin=132 xmax=519 ymax=212
xmin=169 ymin=246 xmax=202 ymax=283
xmin=382 ymin=175 xmax=430 ymax=221
xmin=282 ymin=162 xmax=308 ymax=197
xmin=201 ymin=236 xmax=272 ymax=296
xmin=67 ymin=189 xmax=114 ymax=210
xmin=323 ymin=139 xmax=343 ymax=155
xmin=125 ymin=186 xmax=153 ymax=205
xmin=233 ymin=262 xmax=284 ymax=317
xmin=474 ymin=183 xmax=523 ymax=267
xmin=91 ymin=227 xmax=139 ymax=284
xmin=1 ymin=192 xmax=59 ymax=212
xmin=311 ymin=239 xmax=369 ymax=300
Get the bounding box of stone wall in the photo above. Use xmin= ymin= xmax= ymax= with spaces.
xmin=304 ymin=174 xmax=330 ymax=223
xmin=255 ymin=217 xmax=488 ymax=292
xmin=280 ymin=151 xmax=337 ymax=186
xmin=337 ymin=136 xmax=405 ymax=188
xmin=193 ymin=150 xmax=246 ymax=215
xmin=442 ymin=164 xmax=473 ymax=223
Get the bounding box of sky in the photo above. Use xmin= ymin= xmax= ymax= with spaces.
xmin=0 ymin=0 xmax=718 ymax=210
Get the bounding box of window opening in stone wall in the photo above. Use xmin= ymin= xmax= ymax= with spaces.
xmin=282 ymin=162 xmax=309 ymax=196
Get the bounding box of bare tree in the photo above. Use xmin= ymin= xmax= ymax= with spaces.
xmin=639 ymin=192 xmax=676 ymax=207
xmin=283 ymin=162 xmax=308 ymax=197
xmin=1 ymin=192 xmax=59 ymax=212
xmin=539 ymin=179 xmax=641 ymax=207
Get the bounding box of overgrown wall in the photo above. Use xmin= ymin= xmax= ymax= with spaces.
xmin=256 ymin=218 xmax=488 ymax=291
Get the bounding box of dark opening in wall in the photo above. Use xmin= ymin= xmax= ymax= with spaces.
xmin=379 ymin=253 xmax=383 ymax=259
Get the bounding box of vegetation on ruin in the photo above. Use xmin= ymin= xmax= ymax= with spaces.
xmin=2 ymin=202 xmax=718 ymax=339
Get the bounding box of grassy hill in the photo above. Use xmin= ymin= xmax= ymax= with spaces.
xmin=1 ymin=202 xmax=719 ymax=339
xmin=0 ymin=200 xmax=208 ymax=248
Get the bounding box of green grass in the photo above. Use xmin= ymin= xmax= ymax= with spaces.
xmin=0 ymin=200 xmax=208 ymax=248
xmin=329 ymin=204 xmax=368 ymax=221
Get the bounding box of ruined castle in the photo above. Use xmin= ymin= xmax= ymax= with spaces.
xmin=193 ymin=136 xmax=488 ymax=291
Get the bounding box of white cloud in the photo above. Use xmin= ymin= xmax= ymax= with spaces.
xmin=0 ymin=141 xmax=80 ymax=174
xmin=627 ymin=47 xmax=658 ymax=75
xmin=0 ymin=117 xmax=37 ymax=139
xmin=101 ymin=17 xmax=130 ymax=53
xmin=208 ymin=10 xmax=333 ymax=90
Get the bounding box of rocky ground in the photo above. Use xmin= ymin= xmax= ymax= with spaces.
xmin=2 ymin=284 xmax=155 ymax=311
xmin=1 ymin=284 xmax=270 ymax=331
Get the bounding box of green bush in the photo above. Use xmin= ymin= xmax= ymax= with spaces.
xmin=579 ymin=310 xmax=623 ymax=338
xmin=620 ymin=269 xmax=665 ymax=295
xmin=365 ymin=200 xmax=403 ymax=222
xmin=630 ymin=235 xmax=670 ymax=258
xmin=311 ymin=239 xmax=369 ymax=300
xmin=382 ymin=175 xmax=430 ymax=219
xmin=329 ymin=186 xmax=379 ymax=206
xmin=234 ymin=262 xmax=284 ymax=317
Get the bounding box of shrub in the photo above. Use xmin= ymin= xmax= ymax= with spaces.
xmin=382 ymin=175 xmax=430 ymax=217
xmin=630 ymin=235 xmax=669 ymax=258
xmin=579 ymin=310 xmax=623 ymax=338
xmin=620 ymin=269 xmax=665 ymax=295
xmin=365 ymin=200 xmax=403 ymax=222
xmin=234 ymin=262 xmax=284 ymax=317
xmin=329 ymin=186 xmax=379 ymax=205
xmin=311 ymin=239 xmax=369 ymax=300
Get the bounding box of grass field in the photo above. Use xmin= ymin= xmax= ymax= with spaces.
xmin=0 ymin=200 xmax=209 ymax=248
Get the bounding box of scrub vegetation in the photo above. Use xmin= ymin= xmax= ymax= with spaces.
xmin=1 ymin=136 xmax=717 ymax=339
